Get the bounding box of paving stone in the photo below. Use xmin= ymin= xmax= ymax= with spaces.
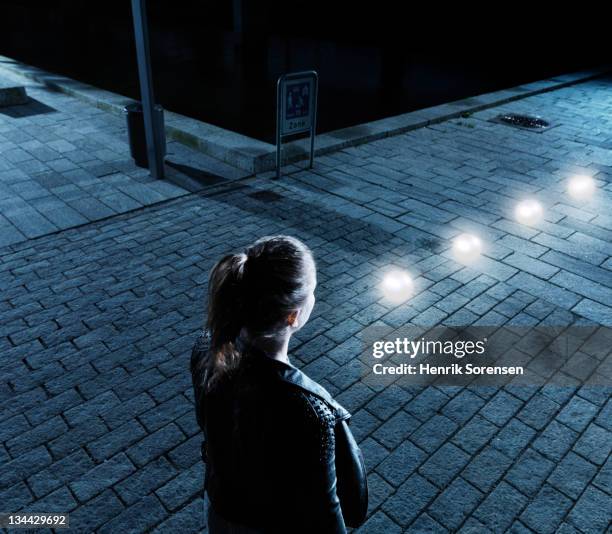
xmin=77 ymin=367 xmax=130 ymax=400
xmin=572 ymin=423 xmax=612 ymax=465
xmin=68 ymin=489 xmax=125 ymax=534
xmin=533 ymin=231 xmax=607 ymax=266
xmin=335 ymin=381 xmax=376 ymax=412
xmin=382 ymin=473 xmax=438 ymax=526
xmin=452 ymin=414 xmax=498 ymax=454
xmin=348 ymin=409 xmax=380 ymax=443
xmin=480 ymin=391 xmax=523 ymax=426
xmin=419 ymin=442 xmax=470 ymax=488
xmin=532 ymin=420 xmax=579 ymax=462
xmin=126 ymin=423 xmax=185 ymax=467
xmin=42 ymin=205 xmax=89 ymax=228
xmin=148 ymin=372 xmax=193 ymax=404
xmin=520 ymin=484 xmax=573 ymax=534
xmin=25 ymin=485 xmax=78 ymax=513
xmin=517 ymin=393 xmax=560 ymax=430
xmin=155 ymin=462 xmax=204 ymax=511
xmin=27 ymin=449 xmax=94 ymax=498
xmin=372 ymin=410 xmax=420 ymax=449
xmin=97 ymin=494 xmax=167 ymax=534
xmin=551 ymin=270 xmax=612 ymax=307
xmin=0 ymin=220 xmax=25 ymax=246
xmin=100 ymin=191 xmax=142 ymax=212
xmin=441 ymin=389 xmax=485 ymax=424
xmin=44 ymin=363 xmax=98 ymax=396
xmin=118 ymin=183 xmax=167 ymax=205
xmin=0 ymin=414 xmax=31 ymax=443
xmin=555 ymin=522 xmax=582 ymax=534
xmin=555 ymin=396 xmax=599 ymax=433
xmin=115 ymin=456 xmax=177 ymax=505
xmin=462 ymin=446 xmax=512 ymax=492
xmin=63 ymin=390 xmax=121 ymax=426
xmin=139 ymin=394 xmax=193 ymax=433
xmin=355 ymin=511 xmax=402 ymax=534
xmin=459 ymin=517 xmax=491 ymax=533
xmin=86 ymin=419 xmax=148 ymax=462
xmin=151 ymin=498 xmax=204 ymax=534
xmin=507 ymin=272 xmax=580 ymax=310
xmin=496 ymin=234 xmax=548 ymax=258
xmin=473 ymin=481 xmax=528 ymax=533
xmin=568 ymin=487 xmax=612 ymax=532
xmin=69 ymin=453 xmax=136 ymax=502
xmin=376 ymin=441 xmax=427 ymax=487
xmin=167 ymin=433 xmax=202 ymax=469
xmin=541 ymin=250 xmax=612 ymax=289
xmin=572 ymin=298 xmax=612 ymax=325
xmin=5 ymin=208 xmax=57 ymax=238
xmin=408 ymin=513 xmax=448 ymax=533
xmin=410 ymin=414 xmax=459 ymax=453
xmin=428 ymin=477 xmax=482 ymax=530
xmin=504 ymin=252 xmax=559 ymax=279
xmin=113 ymin=368 xmax=166 ymax=401
xmin=595 ymin=399 xmax=612 ymax=431
xmin=366 ymin=472 xmax=394 ymax=513
xmin=490 ymin=418 xmax=536 ymax=460
xmin=99 ymin=392 xmax=156 ymax=430
xmin=405 ymin=387 xmax=450 ymax=421
xmin=0 ymin=481 xmax=34 ymax=512
xmin=360 ymin=437 xmax=390 ymax=473
xmin=547 ymin=451 xmax=597 ymax=499
xmin=506 ymin=449 xmax=555 ymax=496
xmin=5 ymin=416 xmax=67 ymax=456
xmin=365 ymin=384 xmax=413 ymax=420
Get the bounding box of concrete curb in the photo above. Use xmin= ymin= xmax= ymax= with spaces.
xmin=0 ymin=55 xmax=609 ymax=173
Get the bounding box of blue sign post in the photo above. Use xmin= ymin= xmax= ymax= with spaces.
xmin=276 ymin=71 xmax=318 ymax=179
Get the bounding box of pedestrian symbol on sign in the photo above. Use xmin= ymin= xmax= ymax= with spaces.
xmin=286 ymin=82 xmax=310 ymax=120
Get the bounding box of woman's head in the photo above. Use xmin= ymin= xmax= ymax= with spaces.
xmin=203 ymin=235 xmax=316 ymax=388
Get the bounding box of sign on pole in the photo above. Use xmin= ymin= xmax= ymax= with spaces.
xmin=276 ymin=71 xmax=318 ymax=179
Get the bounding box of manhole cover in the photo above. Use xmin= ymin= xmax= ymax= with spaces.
xmin=491 ymin=113 xmax=554 ymax=132
xmin=248 ymin=190 xmax=282 ymax=203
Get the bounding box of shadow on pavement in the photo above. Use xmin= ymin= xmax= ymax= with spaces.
xmin=0 ymin=97 xmax=56 ymax=118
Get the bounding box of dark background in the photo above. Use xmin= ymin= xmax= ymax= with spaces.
xmin=0 ymin=1 xmax=608 ymax=143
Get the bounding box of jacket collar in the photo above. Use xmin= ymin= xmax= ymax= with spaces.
xmin=239 ymin=340 xmax=351 ymax=420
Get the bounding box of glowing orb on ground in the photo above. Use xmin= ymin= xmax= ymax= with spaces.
xmin=381 ymin=269 xmax=414 ymax=304
xmin=452 ymin=233 xmax=483 ymax=265
xmin=514 ymin=199 xmax=543 ymax=226
xmin=568 ymin=175 xmax=596 ymax=201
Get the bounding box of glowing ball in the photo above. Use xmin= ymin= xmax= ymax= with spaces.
xmin=568 ymin=175 xmax=595 ymax=201
xmin=381 ymin=269 xmax=414 ymax=304
xmin=452 ymin=233 xmax=482 ymax=265
xmin=514 ymin=199 xmax=543 ymax=226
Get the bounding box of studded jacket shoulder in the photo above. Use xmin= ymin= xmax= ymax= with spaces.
xmin=288 ymin=387 xmax=337 ymax=465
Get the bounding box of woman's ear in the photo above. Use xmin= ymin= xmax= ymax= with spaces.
xmin=287 ymin=310 xmax=300 ymax=327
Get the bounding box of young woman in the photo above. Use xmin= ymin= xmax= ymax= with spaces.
xmin=191 ymin=235 xmax=367 ymax=534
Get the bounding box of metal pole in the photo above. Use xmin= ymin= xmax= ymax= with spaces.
xmin=131 ymin=0 xmax=164 ymax=179
xmin=276 ymin=76 xmax=282 ymax=180
xmin=310 ymin=74 xmax=318 ymax=169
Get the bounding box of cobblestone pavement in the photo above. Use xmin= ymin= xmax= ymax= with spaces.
xmin=1 ymin=74 xmax=612 ymax=533
xmin=0 ymin=67 xmax=249 ymax=248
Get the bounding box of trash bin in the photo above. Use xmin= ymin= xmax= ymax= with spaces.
xmin=124 ymin=102 xmax=166 ymax=168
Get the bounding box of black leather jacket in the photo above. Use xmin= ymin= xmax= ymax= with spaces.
xmin=191 ymin=332 xmax=363 ymax=533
